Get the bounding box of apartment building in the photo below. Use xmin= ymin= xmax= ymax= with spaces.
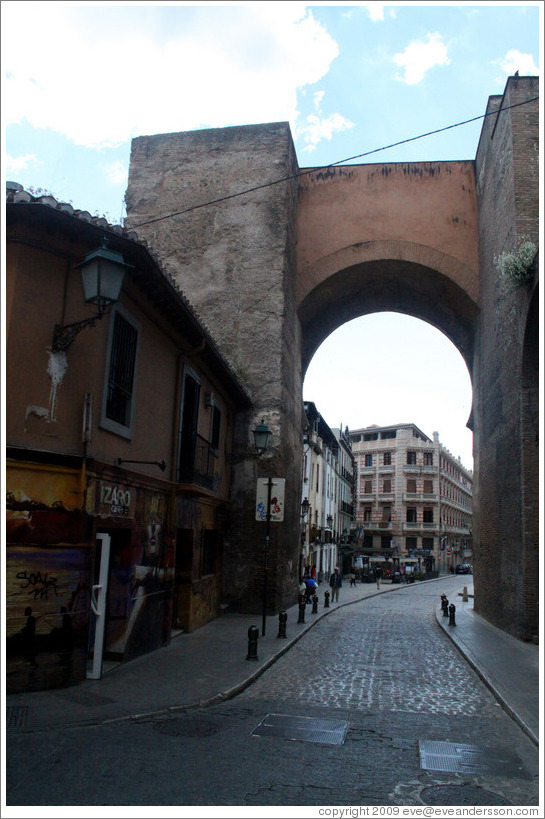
xmin=300 ymin=403 xmax=355 ymax=580
xmin=349 ymin=424 xmax=472 ymax=574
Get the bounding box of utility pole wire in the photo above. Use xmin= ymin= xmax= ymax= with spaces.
xmin=131 ymin=95 xmax=538 ymax=230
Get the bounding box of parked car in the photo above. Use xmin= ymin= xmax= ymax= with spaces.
xmin=455 ymin=563 xmax=473 ymax=574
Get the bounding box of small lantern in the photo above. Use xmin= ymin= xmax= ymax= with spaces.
xmin=78 ymin=238 xmax=133 ymax=314
xmin=253 ymin=418 xmax=271 ymax=455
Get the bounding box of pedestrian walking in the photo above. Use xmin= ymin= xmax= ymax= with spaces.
xmin=329 ymin=567 xmax=342 ymax=602
xmin=304 ymin=575 xmax=318 ymax=603
xmin=375 ymin=565 xmax=383 ymax=589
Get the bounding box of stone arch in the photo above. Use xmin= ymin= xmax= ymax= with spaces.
xmin=298 ymin=240 xmax=479 ymax=380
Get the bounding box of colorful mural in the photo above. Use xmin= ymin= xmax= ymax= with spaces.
xmin=6 ymin=464 xmax=175 ymax=692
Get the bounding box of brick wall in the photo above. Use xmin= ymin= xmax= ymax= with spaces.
xmin=473 ymin=76 xmax=539 ymax=639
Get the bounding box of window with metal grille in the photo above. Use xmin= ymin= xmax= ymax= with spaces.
xmin=101 ymin=307 xmax=140 ymax=438
xmin=106 ymin=312 xmax=138 ymax=426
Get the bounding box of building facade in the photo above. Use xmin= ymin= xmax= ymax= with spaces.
xmin=349 ymin=424 xmax=473 ymax=575
xmin=6 ymin=184 xmax=251 ymax=693
xmin=300 ymin=403 xmax=355 ymax=580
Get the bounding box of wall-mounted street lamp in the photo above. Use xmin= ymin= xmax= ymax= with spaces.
xmin=252 ymin=418 xmax=271 ymax=455
xmin=227 ymin=418 xmax=272 ymax=464
xmin=52 ymin=239 xmax=133 ymax=352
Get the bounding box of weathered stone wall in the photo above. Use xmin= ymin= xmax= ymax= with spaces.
xmin=124 ymin=77 xmax=539 ymax=637
xmin=125 ymin=123 xmax=303 ymax=614
xmin=473 ymin=76 xmax=539 ymax=639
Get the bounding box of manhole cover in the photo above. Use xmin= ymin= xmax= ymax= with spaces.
xmin=419 ymin=740 xmax=524 ymax=776
xmin=252 ymin=713 xmax=348 ymax=745
xmin=421 ymin=785 xmax=511 ymax=806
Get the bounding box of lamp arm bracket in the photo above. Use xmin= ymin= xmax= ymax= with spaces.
xmin=52 ymin=311 xmax=106 ymax=353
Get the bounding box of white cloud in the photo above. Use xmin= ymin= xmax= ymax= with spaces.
xmin=296 ymin=89 xmax=354 ymax=152
xmin=394 ymin=32 xmax=451 ymax=85
xmin=5 ymin=153 xmax=40 ymax=174
xmin=102 ymin=160 xmax=128 ymax=186
xmin=363 ymin=3 xmax=394 ymax=23
xmin=298 ymin=112 xmax=355 ymax=152
xmin=2 ymin=3 xmax=340 ymax=149
xmin=362 ymin=3 xmax=396 ymax=23
xmin=364 ymin=3 xmax=385 ymax=22
xmin=497 ymin=49 xmax=539 ymax=76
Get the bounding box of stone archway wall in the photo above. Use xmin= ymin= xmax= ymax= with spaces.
xmin=472 ymin=76 xmax=539 ymax=640
xmin=124 ymin=77 xmax=538 ymax=635
xmin=297 ymin=240 xmax=479 ymax=376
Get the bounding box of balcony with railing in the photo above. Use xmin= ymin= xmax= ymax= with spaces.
xmin=177 ymin=433 xmax=216 ymax=491
xmin=341 ymin=500 xmax=354 ymax=516
xmin=403 ymin=493 xmax=438 ymax=502
xmin=402 ymin=521 xmax=437 ymax=531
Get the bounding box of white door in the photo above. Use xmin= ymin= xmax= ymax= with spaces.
xmin=86 ymin=532 xmax=110 ymax=680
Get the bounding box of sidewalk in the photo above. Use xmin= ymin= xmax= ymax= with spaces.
xmin=5 ymin=576 xmax=539 ymax=746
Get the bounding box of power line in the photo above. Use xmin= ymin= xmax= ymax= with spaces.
xmin=131 ymin=95 xmax=538 ymax=230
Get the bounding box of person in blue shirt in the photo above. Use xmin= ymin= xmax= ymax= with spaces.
xmin=304 ymin=575 xmax=318 ymax=602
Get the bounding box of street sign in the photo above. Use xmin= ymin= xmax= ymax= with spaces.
xmin=255 ymin=478 xmax=285 ymax=522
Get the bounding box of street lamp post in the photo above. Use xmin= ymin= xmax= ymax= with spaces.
xmin=252 ymin=419 xmax=272 ymax=637
xmin=262 ymin=476 xmax=273 ymax=637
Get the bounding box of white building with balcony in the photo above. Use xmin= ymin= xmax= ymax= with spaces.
xmin=348 ymin=423 xmax=472 ymax=574
xmin=301 ymin=403 xmax=355 ymax=581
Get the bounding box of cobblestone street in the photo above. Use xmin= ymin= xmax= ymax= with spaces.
xmin=6 ymin=578 xmax=539 ymax=808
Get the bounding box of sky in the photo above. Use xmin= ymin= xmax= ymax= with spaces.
xmin=2 ymin=1 xmax=542 ymax=469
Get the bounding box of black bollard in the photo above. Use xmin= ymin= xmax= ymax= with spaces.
xmin=448 ymin=603 xmax=456 ymax=626
xmin=312 ymin=594 xmax=318 ymax=614
xmin=246 ymin=625 xmax=259 ymax=660
xmin=297 ymin=598 xmax=306 ymax=624
xmin=324 ymin=590 xmax=330 ymax=608
xmin=442 ymin=596 xmax=449 ymax=617
xmin=277 ymin=610 xmax=287 ymax=638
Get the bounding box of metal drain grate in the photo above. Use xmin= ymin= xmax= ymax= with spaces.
xmin=419 ymin=740 xmax=524 ymax=777
xmin=252 ymin=713 xmax=348 ymax=745
xmin=6 ymin=706 xmax=29 ymax=729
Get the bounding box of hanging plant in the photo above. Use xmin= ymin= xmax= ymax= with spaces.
xmin=494 ymin=236 xmax=537 ymax=285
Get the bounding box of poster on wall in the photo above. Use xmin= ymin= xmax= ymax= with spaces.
xmin=255 ymin=478 xmax=285 ymax=522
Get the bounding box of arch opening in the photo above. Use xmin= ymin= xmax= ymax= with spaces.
xmin=303 ymin=312 xmax=474 ymax=470
xmin=299 ymin=258 xmax=478 ymax=378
